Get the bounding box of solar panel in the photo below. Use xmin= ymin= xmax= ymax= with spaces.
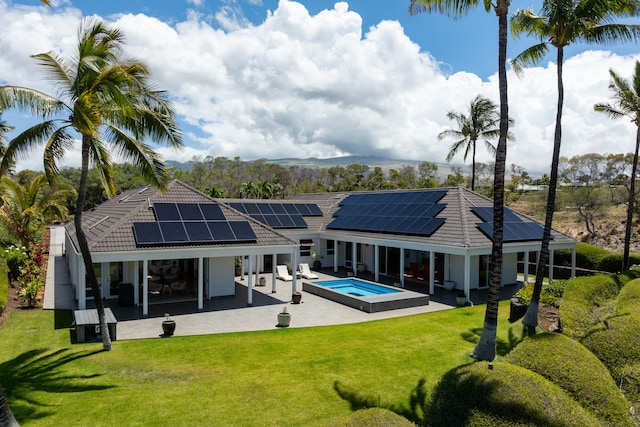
xmin=178 ymin=203 xmax=204 ymax=221
xmin=305 ymin=204 xmax=323 ymax=216
xmin=258 ymin=204 xmax=274 ymax=215
xmin=271 ymin=204 xmax=287 ymax=214
xmin=327 ymin=190 xmax=447 ymax=237
xmin=208 ymin=221 xmax=235 ymax=241
xmin=230 ymin=221 xmax=257 ymax=241
xmin=475 ymin=212 xmax=548 ymax=242
xmin=291 ymin=215 xmax=308 ymax=228
xmin=154 ymin=203 xmax=181 ymax=221
xmin=200 ymin=203 xmax=226 ymax=221
xmin=229 ymin=202 xmax=247 ymax=214
xmin=159 ymin=221 xmax=189 ymax=242
xmin=133 ymin=222 xmax=163 ymax=245
xmin=184 ymin=221 xmax=213 ymax=242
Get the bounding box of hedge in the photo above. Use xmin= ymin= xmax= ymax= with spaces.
xmin=506 ymin=333 xmax=633 ymax=426
xmin=598 ymin=253 xmax=640 ymax=273
xmin=560 ymin=274 xmax=622 ymax=340
xmin=331 ymin=408 xmax=416 ymax=427
xmin=615 ymin=278 xmax=640 ymax=316
xmin=427 ymin=362 xmax=600 ymax=427
xmin=554 ymin=242 xmax=610 ymax=270
xmin=581 ymin=315 xmax=640 ymax=404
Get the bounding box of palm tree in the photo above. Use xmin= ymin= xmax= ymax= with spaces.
xmin=0 ymin=175 xmax=74 ymax=247
xmin=511 ymin=0 xmax=640 ymax=331
xmin=410 ymin=0 xmax=511 ymax=361
xmin=595 ymin=61 xmax=640 ymax=271
xmin=440 ymin=95 xmax=500 ymax=191
xmin=0 ymin=18 xmax=183 ymax=351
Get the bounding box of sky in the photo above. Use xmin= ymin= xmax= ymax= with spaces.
xmin=1 ymin=0 xmax=640 ymax=176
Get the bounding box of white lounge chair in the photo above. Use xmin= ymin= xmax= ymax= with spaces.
xmin=298 ymin=263 xmax=319 ymax=279
xmin=276 ymin=265 xmax=293 ymax=281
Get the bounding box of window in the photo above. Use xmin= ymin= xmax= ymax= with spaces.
xmin=300 ymin=239 xmax=314 ymax=257
xmin=327 ymin=240 xmax=335 ymax=256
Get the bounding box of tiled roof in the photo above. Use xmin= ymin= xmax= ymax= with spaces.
xmin=65 ymin=180 xmax=297 ymax=254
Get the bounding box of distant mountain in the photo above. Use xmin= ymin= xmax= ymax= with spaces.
xmin=166 ymin=156 xmax=468 ymax=178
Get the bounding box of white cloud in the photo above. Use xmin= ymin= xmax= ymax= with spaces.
xmin=1 ymin=0 xmax=639 ymax=177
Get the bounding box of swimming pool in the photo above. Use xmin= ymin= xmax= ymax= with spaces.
xmin=315 ymin=279 xmax=400 ymax=297
xmin=303 ymin=278 xmax=429 ymax=313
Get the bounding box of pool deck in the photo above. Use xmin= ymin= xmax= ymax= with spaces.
xmin=44 ymin=225 xmax=522 ymax=341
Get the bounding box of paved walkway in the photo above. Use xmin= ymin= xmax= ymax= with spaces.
xmin=43 ymin=225 xmax=519 ymax=341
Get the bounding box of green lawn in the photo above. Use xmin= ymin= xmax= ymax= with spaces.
xmin=0 ymin=301 xmax=525 ymax=426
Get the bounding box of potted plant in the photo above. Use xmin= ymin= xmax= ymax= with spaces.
xmin=456 ymin=292 xmax=467 ymax=307
xmin=277 ymin=306 xmax=291 ymax=327
xmin=311 ymin=250 xmax=322 ymax=269
xmin=162 ymin=312 xmax=176 ymax=336
xmin=509 ymin=283 xmax=532 ymax=321
xmin=292 ymin=290 xmax=302 ymax=304
xmin=234 ymin=257 xmax=242 ymax=276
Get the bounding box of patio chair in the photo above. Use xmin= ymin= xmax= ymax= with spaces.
xmin=276 ymin=265 xmax=293 ymax=281
xmin=298 ymin=263 xmax=319 ymax=279
xmin=171 ymin=277 xmax=187 ymax=294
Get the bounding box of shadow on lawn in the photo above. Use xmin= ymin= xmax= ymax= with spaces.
xmin=0 ymin=347 xmax=115 ymax=423
xmin=461 ymin=324 xmax=529 ymax=357
xmin=333 ymin=378 xmax=430 ymax=425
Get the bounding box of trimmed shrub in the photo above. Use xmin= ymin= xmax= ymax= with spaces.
xmin=555 ymin=242 xmax=610 ymax=270
xmin=427 ymin=362 xmax=600 ymax=427
xmin=598 ymin=253 xmax=640 ymax=273
xmin=560 ymin=274 xmax=621 ymax=340
xmin=616 ymin=278 xmax=640 ymax=316
xmin=506 ymin=333 xmax=633 ymax=426
xmin=331 ymin=408 xmax=415 ymax=427
xmin=581 ymin=315 xmax=640 ymax=404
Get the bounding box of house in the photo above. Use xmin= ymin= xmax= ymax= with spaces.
xmin=64 ymin=181 xmax=576 ymax=314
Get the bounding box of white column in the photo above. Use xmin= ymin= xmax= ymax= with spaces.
xmin=255 ymin=255 xmax=260 ymax=286
xmin=143 ymin=260 xmax=149 ymax=316
xmin=374 ymin=244 xmax=379 ymax=282
xmin=571 ymin=247 xmax=576 ymax=278
xmin=198 ymin=257 xmax=204 ymax=310
xmin=271 ymin=253 xmax=277 ymax=293
xmin=334 ymin=240 xmax=338 ymax=273
xmin=247 ymin=255 xmax=254 ymax=306
xmin=549 ymin=250 xmax=554 ymax=284
xmin=523 ymin=251 xmax=529 ymax=283
xmin=399 ymin=248 xmax=405 ymax=288
xmin=429 ymin=251 xmax=435 ymax=294
xmin=292 ymin=250 xmax=298 ymax=292
xmin=464 ymin=252 xmax=471 ymax=298
xmin=79 ymin=263 xmax=86 ymax=310
xmin=352 ymin=243 xmax=357 ymax=276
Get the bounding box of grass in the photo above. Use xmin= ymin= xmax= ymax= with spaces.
xmin=0 ymin=301 xmax=527 ymax=426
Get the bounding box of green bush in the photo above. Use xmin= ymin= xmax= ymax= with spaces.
xmin=427 ymin=362 xmax=600 ymax=426
xmin=581 ymin=315 xmax=640 ymax=404
xmin=2 ymin=244 xmax=28 ymax=282
xmin=330 ymin=408 xmax=415 ymax=427
xmin=616 ymin=278 xmax=640 ymax=316
xmin=506 ymin=333 xmax=633 ymax=426
xmin=598 ymin=252 xmax=640 ymax=273
xmin=560 ymin=274 xmax=621 ymax=340
xmin=513 ymin=281 xmax=565 ymax=306
xmin=0 ymin=258 xmax=7 ymax=312
xmin=555 ymin=242 xmax=610 ymax=270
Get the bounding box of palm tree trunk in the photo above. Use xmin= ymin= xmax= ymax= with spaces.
xmin=523 ymin=47 xmax=565 ymax=329
xmin=471 ymin=139 xmax=477 ymax=191
xmin=0 ymin=385 xmax=19 ymax=427
xmin=75 ymin=136 xmax=112 ymax=351
xmin=623 ymin=127 xmax=640 ymax=270
xmin=471 ymin=3 xmax=509 ymax=361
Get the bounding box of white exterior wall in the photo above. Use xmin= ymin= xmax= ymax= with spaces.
xmin=447 ymin=254 xmax=466 ymax=291
xmin=209 ymin=256 xmax=235 ymax=297
xmin=501 ymin=252 xmax=518 ymax=285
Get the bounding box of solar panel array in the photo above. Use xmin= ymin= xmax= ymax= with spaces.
xmin=228 ymin=202 xmax=323 ymax=229
xmin=327 ymin=191 xmax=447 ymax=236
xmin=472 ymin=206 xmax=549 ymax=242
xmin=133 ymin=202 xmax=257 ymax=246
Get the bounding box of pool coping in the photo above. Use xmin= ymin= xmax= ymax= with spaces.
xmin=303 ymin=278 xmax=430 ymax=313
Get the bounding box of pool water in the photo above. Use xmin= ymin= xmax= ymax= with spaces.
xmin=316 ymin=279 xmax=400 ymax=297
